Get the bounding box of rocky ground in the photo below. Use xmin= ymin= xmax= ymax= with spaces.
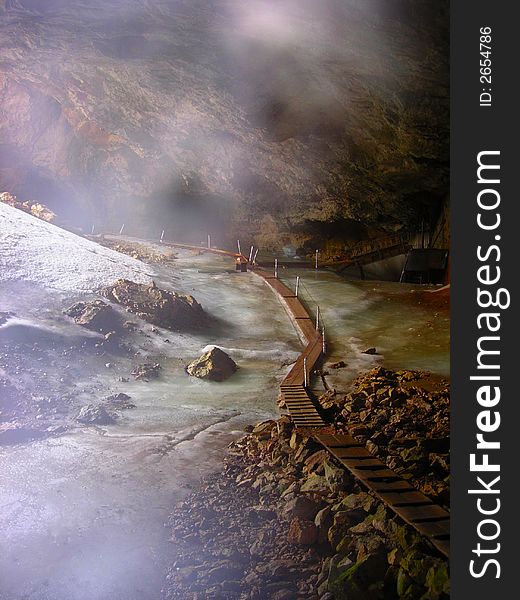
xmin=0 ymin=212 xmax=450 ymax=597
xmin=0 ymin=275 xmax=206 ymax=444
xmin=0 ymin=191 xmax=56 ymax=223
xmin=0 ymin=318 xmax=137 ymax=443
xmin=165 ymin=369 xmax=450 ymax=600
xmin=89 ymin=236 xmax=179 ymax=266
xmin=0 ymin=304 xmax=137 ymax=442
xmin=316 ymin=368 xmax=450 ymax=508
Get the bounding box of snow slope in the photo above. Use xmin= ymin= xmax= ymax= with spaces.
xmin=0 ymin=203 xmax=152 ymax=293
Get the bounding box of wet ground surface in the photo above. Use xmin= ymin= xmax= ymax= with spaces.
xmin=0 ymin=248 xmax=300 ymax=600
xmin=278 ymin=270 xmax=449 ymax=393
xmin=0 ymin=238 xmax=449 ymax=600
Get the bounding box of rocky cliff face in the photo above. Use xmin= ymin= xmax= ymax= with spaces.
xmin=0 ymin=0 xmax=448 ymax=250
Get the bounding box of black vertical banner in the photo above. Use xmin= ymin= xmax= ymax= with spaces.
xmin=451 ymin=2 xmax=516 ymax=598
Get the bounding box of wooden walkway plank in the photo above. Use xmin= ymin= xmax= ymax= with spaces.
xmin=315 ymin=432 xmax=450 ymax=557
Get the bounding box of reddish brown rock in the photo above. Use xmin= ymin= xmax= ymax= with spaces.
xmin=0 ymin=2 xmax=448 ymax=248
xmin=101 ymin=279 xmax=204 ymax=331
xmin=287 ymin=518 xmax=318 ymax=546
xmin=283 ymin=495 xmax=321 ymax=521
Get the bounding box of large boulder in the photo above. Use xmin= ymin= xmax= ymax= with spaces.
xmin=186 ymin=347 xmax=237 ymax=382
xmin=100 ymin=279 xmax=204 ymax=331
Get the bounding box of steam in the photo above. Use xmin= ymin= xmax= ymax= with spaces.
xmin=0 ymin=0 xmax=448 ymax=243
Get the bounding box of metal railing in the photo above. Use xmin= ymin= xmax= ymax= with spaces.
xmin=347 ymin=232 xmax=411 ymax=259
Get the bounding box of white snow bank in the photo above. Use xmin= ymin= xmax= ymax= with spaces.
xmin=0 ymin=203 xmax=153 ymax=293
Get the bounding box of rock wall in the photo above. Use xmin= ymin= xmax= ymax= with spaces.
xmin=0 ymin=0 xmax=449 ymax=249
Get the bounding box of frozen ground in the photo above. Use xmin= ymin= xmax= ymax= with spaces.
xmin=0 ymin=208 xmax=449 ymax=599
xmin=0 ymin=211 xmax=300 ymax=599
xmin=0 ymin=202 xmax=152 ymax=292
xmin=278 ymin=270 xmax=450 ymax=387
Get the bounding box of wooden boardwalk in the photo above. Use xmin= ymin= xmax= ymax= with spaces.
xmin=149 ymin=238 xmax=450 ymax=558
xmin=254 ymin=269 xmax=326 ymax=428
xmin=161 ymin=240 xmax=247 ymax=260
xmin=248 ymin=265 xmax=450 ymax=557
xmin=315 ymin=432 xmax=450 ymax=557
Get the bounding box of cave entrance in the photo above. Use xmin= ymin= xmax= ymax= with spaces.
xmin=144 ymin=187 xmax=233 ymax=248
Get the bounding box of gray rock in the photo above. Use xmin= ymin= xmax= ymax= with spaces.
xmin=315 ymin=505 xmax=333 ymax=543
xmin=76 ymin=404 xmax=116 ymax=425
xmin=64 ymin=300 xmax=120 ymax=334
xmin=283 ymin=495 xmax=321 ymax=521
xmin=300 ymin=474 xmax=330 ymax=493
xmin=323 ymin=460 xmax=349 ymax=492
xmin=104 ymin=392 xmax=135 ymax=409
xmin=338 ymin=492 xmax=377 ymax=513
